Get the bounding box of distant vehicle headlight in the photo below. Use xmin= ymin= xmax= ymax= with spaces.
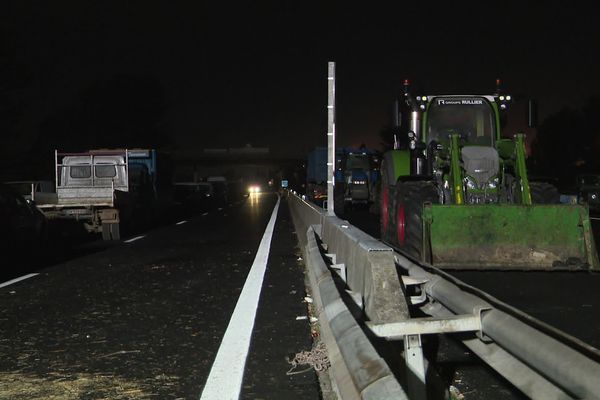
xmin=248 ymin=185 xmax=261 ymax=193
xmin=352 ymin=180 xmax=367 ymax=185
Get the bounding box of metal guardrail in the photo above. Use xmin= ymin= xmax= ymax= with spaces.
xmin=396 ymin=252 xmax=600 ymax=399
xmin=287 ymin=190 xmax=600 ymax=400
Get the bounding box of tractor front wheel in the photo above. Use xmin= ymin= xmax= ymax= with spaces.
xmin=530 ymin=182 xmax=560 ymax=204
xmin=395 ymin=181 xmax=439 ymax=261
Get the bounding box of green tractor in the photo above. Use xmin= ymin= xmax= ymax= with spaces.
xmin=380 ymin=80 xmax=599 ymax=269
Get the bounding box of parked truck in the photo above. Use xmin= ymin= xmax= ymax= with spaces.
xmin=305 ymin=147 xmax=329 ymax=205
xmin=379 ymin=80 xmax=599 ymax=269
xmin=35 ymin=149 xmax=159 ymax=241
xmin=305 ymin=146 xmax=380 ymax=212
xmin=333 ymin=146 xmax=380 ymax=213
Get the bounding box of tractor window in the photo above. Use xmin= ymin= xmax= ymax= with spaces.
xmin=426 ymin=98 xmax=496 ymax=146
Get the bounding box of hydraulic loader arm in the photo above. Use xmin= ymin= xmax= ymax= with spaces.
xmin=514 ymin=133 xmax=532 ymax=205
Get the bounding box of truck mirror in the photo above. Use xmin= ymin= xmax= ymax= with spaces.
xmin=528 ymin=99 xmax=538 ymax=128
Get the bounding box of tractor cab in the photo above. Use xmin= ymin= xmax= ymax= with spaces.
xmin=424 ymin=96 xmax=498 ymax=147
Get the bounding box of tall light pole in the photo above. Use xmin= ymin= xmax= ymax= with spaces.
xmin=327 ymin=62 xmax=336 ymax=216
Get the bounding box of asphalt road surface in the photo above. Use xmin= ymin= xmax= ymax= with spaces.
xmin=0 ymin=193 xmax=321 ymax=399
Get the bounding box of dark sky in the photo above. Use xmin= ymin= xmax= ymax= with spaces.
xmin=2 ymin=1 xmax=599 ymax=159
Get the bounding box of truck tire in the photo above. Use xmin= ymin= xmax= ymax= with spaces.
xmin=530 ymin=182 xmax=560 ymax=204
xmin=395 ymin=181 xmax=439 ymax=261
xmin=370 ymin=179 xmax=381 ymax=215
xmin=334 ymin=184 xmax=346 ymax=216
xmin=101 ymin=222 xmax=121 ymax=241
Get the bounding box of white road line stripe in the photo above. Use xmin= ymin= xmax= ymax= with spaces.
xmin=590 ymin=217 xmax=600 ymax=221
xmin=124 ymin=235 xmax=145 ymax=243
xmin=176 ymin=220 xmax=188 ymax=225
xmin=202 ymin=212 xmax=209 ymax=216
xmin=200 ymin=196 xmax=281 ymax=400
xmin=0 ymin=273 xmax=39 ymax=289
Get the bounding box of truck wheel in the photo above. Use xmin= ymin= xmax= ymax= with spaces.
xmin=530 ymin=182 xmax=560 ymax=204
xmin=395 ymin=181 xmax=439 ymax=261
xmin=334 ymin=185 xmax=346 ymax=216
xmin=370 ymin=180 xmax=381 ymax=215
xmin=101 ymin=223 xmax=121 ymax=241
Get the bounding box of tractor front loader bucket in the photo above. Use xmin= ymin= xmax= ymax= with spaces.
xmin=423 ymin=204 xmax=599 ymax=270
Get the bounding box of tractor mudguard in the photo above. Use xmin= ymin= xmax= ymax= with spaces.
xmin=382 ymin=150 xmax=410 ymax=185
xmin=423 ymin=203 xmax=599 ymax=270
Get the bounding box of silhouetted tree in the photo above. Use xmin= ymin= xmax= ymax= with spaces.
xmin=0 ymin=29 xmax=30 ymax=154
xmin=34 ymin=74 xmax=171 ymax=155
xmin=378 ymin=126 xmax=395 ymax=152
xmin=530 ymin=97 xmax=600 ymax=183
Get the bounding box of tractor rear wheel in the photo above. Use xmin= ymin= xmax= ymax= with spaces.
xmin=530 ymin=182 xmax=560 ymax=204
xmin=395 ymin=181 xmax=439 ymax=261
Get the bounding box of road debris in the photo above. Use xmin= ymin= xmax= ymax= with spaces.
xmin=286 ymin=342 xmax=330 ymax=375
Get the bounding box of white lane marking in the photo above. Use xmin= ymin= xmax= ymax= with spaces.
xmin=202 ymin=212 xmax=209 ymax=216
xmin=176 ymin=220 xmax=188 ymax=225
xmin=0 ymin=273 xmax=39 ymax=289
xmin=200 ymin=196 xmax=280 ymax=400
xmin=590 ymin=217 xmax=600 ymax=221
xmin=124 ymin=235 xmax=145 ymax=243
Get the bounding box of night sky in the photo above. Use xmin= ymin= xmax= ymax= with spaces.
xmin=2 ymin=2 xmax=599 ymax=161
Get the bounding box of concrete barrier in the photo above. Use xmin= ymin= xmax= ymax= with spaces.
xmin=304 ymin=225 xmax=407 ymax=399
xmin=287 ymin=192 xmax=408 ymax=399
xmin=288 ymin=193 xmax=409 ymax=324
xmin=320 ymin=216 xmax=409 ymax=323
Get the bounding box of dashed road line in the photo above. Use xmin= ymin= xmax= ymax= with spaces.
xmin=0 ymin=273 xmax=39 ymax=289
xmin=176 ymin=220 xmax=188 ymax=225
xmin=124 ymin=235 xmax=145 ymax=243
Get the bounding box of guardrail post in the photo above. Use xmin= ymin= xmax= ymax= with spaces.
xmin=405 ymin=334 xmax=425 ymax=380
xmin=405 ymin=334 xmax=427 ymax=400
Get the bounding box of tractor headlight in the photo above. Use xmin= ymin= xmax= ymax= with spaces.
xmin=465 ymin=176 xmax=478 ymax=190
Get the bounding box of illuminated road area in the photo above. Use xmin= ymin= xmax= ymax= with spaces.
xmin=0 ymin=193 xmax=321 ymax=399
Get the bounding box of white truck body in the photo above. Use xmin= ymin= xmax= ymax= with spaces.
xmin=36 ymin=150 xmax=133 ymax=240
